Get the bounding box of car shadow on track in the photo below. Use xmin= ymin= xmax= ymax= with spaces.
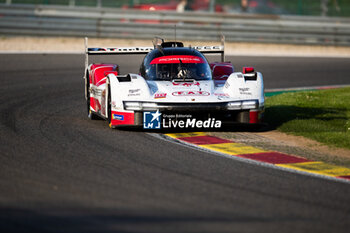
xmin=0 ymin=207 xmax=273 ymax=233
xmin=118 ymin=123 xmax=270 ymax=134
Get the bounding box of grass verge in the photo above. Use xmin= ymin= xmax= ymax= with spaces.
xmin=265 ymin=87 xmax=350 ymax=150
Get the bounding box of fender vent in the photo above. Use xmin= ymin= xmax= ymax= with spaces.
xmin=117 ymin=74 xmax=132 ymax=82
xmin=244 ymin=73 xmax=257 ymax=81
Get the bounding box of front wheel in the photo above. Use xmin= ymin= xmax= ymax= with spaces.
xmin=107 ymin=85 xmax=114 ymax=128
xmin=86 ymin=71 xmax=99 ymax=120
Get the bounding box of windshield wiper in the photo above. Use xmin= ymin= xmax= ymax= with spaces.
xmin=178 ymin=59 xmax=192 ymax=81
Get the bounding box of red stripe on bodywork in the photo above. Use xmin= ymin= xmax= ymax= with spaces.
xmin=110 ymin=111 xmax=134 ymax=126
xmin=90 ymin=97 xmax=101 ymax=113
xmin=237 ymin=152 xmax=312 ymax=164
xmin=150 ymin=55 xmax=205 ymax=64
xmin=177 ymin=136 xmax=233 ymax=145
xmin=337 ymin=176 xmax=350 ymax=180
xmin=90 ymin=64 xmax=118 ymax=86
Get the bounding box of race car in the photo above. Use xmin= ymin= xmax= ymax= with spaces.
xmin=83 ymin=37 xmax=264 ymax=129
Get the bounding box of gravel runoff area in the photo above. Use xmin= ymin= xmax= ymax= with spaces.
xmin=2 ymin=35 xmax=349 ymax=166
xmin=1 ymin=36 xmax=350 ymax=57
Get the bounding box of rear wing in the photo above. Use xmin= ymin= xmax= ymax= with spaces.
xmin=84 ymin=36 xmax=225 ymax=78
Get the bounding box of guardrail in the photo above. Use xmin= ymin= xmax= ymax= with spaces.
xmin=1 ymin=4 xmax=350 ymax=46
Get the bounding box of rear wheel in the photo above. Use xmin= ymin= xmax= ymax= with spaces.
xmin=86 ymin=71 xmax=99 ymax=120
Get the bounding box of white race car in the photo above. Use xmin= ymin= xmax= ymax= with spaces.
xmin=84 ymin=37 xmax=264 ymax=129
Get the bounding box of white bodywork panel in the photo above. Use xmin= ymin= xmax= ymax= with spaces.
xmin=107 ymin=72 xmax=264 ymax=113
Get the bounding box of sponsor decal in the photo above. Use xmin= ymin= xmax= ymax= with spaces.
xmin=239 ymin=87 xmax=252 ymax=95
xmin=150 ymin=55 xmax=205 ymax=64
xmin=193 ymin=45 xmax=221 ymax=51
xmin=129 ymin=89 xmax=140 ymax=94
xmin=215 ymin=93 xmax=230 ymax=100
xmin=143 ymin=110 xmax=161 ymax=129
xmin=214 ymin=93 xmax=229 ymax=97
xmin=154 ymin=93 xmax=167 ymax=99
xmin=128 ymin=89 xmax=141 ymax=97
xmin=113 ymin=114 xmax=124 ymax=121
xmin=172 ymin=82 xmax=200 ymax=87
xmin=172 ymin=91 xmax=210 ymax=96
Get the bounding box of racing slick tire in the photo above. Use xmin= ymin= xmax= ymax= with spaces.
xmin=107 ymin=85 xmax=114 ymax=129
xmin=86 ymin=71 xmax=99 ymax=120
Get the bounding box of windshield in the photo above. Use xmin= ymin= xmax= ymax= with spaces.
xmin=145 ymin=55 xmax=212 ymax=81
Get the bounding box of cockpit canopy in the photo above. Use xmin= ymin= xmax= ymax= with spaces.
xmin=140 ymin=47 xmax=212 ymax=81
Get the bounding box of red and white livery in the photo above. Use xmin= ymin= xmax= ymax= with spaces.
xmin=84 ymin=37 xmax=264 ymax=128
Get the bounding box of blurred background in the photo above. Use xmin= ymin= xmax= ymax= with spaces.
xmin=1 ymin=0 xmax=349 ymax=17
xmin=1 ymin=0 xmax=350 ymax=47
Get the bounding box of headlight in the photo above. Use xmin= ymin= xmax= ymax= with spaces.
xmin=227 ymin=102 xmax=242 ymax=110
xmin=124 ymin=102 xmax=159 ymax=111
xmin=242 ymin=100 xmax=258 ymax=109
xmin=227 ymin=100 xmax=258 ymax=110
xmin=142 ymin=102 xmax=158 ymax=109
xmin=124 ymin=102 xmax=142 ymax=111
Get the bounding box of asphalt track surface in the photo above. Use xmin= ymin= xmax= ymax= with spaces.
xmin=1 ymin=54 xmax=350 ymax=233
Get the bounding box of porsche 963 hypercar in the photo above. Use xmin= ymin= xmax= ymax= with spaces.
xmin=83 ymin=37 xmax=264 ymax=129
